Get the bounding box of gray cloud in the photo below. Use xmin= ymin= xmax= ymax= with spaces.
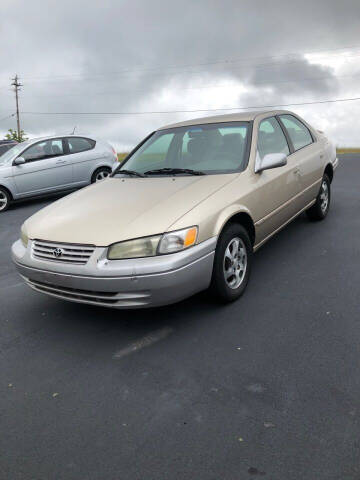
xmin=1 ymin=0 xmax=360 ymax=148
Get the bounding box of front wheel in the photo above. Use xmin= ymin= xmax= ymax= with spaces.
xmin=209 ymin=224 xmax=252 ymax=303
xmin=306 ymin=174 xmax=330 ymax=221
xmin=0 ymin=187 xmax=10 ymax=212
xmin=91 ymin=167 xmax=111 ymax=183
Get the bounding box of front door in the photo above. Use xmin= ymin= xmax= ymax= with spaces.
xmin=252 ymin=116 xmax=301 ymax=245
xmin=12 ymin=138 xmax=73 ymax=196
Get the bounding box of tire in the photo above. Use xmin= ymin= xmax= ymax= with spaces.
xmin=91 ymin=167 xmax=111 ymax=183
xmin=0 ymin=187 xmax=10 ymax=212
xmin=209 ymin=223 xmax=253 ymax=303
xmin=306 ymin=174 xmax=330 ymax=221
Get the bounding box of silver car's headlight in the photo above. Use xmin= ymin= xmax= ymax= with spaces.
xmin=20 ymin=224 xmax=29 ymax=248
xmin=107 ymin=226 xmax=198 ymax=259
xmin=158 ymin=226 xmax=198 ymax=254
xmin=108 ymin=235 xmax=161 ymax=260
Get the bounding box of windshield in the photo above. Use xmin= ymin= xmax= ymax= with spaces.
xmin=0 ymin=143 xmax=16 ymax=157
xmin=115 ymin=122 xmax=251 ymax=176
xmin=0 ymin=141 xmax=30 ymax=164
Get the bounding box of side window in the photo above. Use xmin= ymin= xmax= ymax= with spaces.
xmin=258 ymin=117 xmax=290 ymax=159
xmin=279 ymin=114 xmax=313 ymax=151
xmin=22 ymin=139 xmax=64 ymax=162
xmin=67 ymin=137 xmax=96 ymax=154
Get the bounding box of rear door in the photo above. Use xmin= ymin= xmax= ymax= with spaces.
xmin=253 ymin=116 xmax=301 ymax=242
xmin=12 ymin=138 xmax=73 ymax=196
xmin=64 ymin=137 xmax=99 ymax=185
xmin=277 ymin=114 xmax=323 ymax=206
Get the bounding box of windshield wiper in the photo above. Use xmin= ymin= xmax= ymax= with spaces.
xmin=115 ymin=169 xmax=145 ymax=178
xmin=144 ymin=167 xmax=205 ymax=176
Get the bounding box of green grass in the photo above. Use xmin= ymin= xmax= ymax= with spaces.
xmin=336 ymin=148 xmax=360 ymax=154
xmin=117 ymin=153 xmax=128 ymax=162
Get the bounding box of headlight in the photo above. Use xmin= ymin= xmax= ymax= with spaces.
xmin=20 ymin=225 xmax=29 ymax=248
xmin=107 ymin=226 xmax=198 ymax=259
xmin=108 ymin=235 xmax=161 ymax=260
xmin=158 ymin=226 xmax=198 ymax=254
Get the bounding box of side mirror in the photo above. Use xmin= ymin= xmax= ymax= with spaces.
xmin=13 ymin=156 xmax=26 ymax=166
xmin=256 ymin=153 xmax=287 ymax=173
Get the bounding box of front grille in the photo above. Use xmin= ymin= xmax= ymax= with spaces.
xmin=25 ymin=278 xmax=151 ymax=308
xmin=32 ymin=239 xmax=95 ymax=265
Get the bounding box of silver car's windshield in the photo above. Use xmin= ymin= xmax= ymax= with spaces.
xmin=115 ymin=122 xmax=251 ymax=176
xmin=0 ymin=141 xmax=30 ymax=164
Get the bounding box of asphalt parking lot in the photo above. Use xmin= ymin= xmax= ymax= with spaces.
xmin=0 ymin=153 xmax=359 ymax=480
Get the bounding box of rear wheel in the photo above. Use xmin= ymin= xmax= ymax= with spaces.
xmin=0 ymin=187 xmax=10 ymax=212
xmin=209 ymin=224 xmax=252 ymax=303
xmin=91 ymin=167 xmax=111 ymax=183
xmin=306 ymin=174 xmax=330 ymax=221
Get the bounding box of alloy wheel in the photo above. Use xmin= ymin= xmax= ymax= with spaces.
xmin=223 ymin=237 xmax=247 ymax=289
xmin=95 ymin=170 xmax=110 ymax=182
xmin=0 ymin=191 xmax=8 ymax=211
xmin=319 ymin=180 xmax=329 ymax=213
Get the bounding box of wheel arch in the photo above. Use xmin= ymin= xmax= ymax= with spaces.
xmin=216 ymin=208 xmax=256 ymax=246
xmin=324 ymin=163 xmax=334 ymax=183
xmin=90 ymin=164 xmax=112 ymax=181
xmin=0 ymin=183 xmax=13 ymax=201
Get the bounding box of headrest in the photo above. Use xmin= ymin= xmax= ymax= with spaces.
xmin=187 ymin=136 xmax=204 ymax=155
xmin=223 ymin=133 xmax=244 ymax=149
xmin=44 ymin=143 xmax=53 ymax=155
xmin=52 ymin=145 xmax=62 ymax=154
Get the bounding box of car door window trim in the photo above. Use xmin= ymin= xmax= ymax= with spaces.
xmin=275 ymin=115 xmax=294 ymax=153
xmin=15 ymin=138 xmax=66 ymax=164
xmin=66 ymin=136 xmax=96 ymax=155
xmin=256 ymin=116 xmax=290 ymax=166
xmin=277 ymin=114 xmax=315 ymax=153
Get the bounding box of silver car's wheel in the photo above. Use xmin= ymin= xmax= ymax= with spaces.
xmin=319 ymin=180 xmax=329 ymax=214
xmin=0 ymin=188 xmax=10 ymax=212
xmin=94 ymin=169 xmax=110 ymax=182
xmin=223 ymin=237 xmax=247 ymax=289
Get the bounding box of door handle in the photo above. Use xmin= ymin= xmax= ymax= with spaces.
xmin=293 ymin=167 xmax=300 ymax=174
xmin=56 ymin=159 xmax=66 ymax=164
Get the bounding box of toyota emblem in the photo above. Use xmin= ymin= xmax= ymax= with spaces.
xmin=53 ymin=247 xmax=63 ymax=258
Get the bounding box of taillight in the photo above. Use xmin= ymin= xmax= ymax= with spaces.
xmin=111 ymin=145 xmax=118 ymax=160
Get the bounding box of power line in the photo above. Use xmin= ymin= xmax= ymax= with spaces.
xmin=12 ymin=48 xmax=360 ymax=84
xmin=20 ymin=95 xmax=360 ymax=116
xmin=15 ymin=71 xmax=360 ymax=99
xmin=18 ymin=44 xmax=360 ymax=79
xmin=0 ymin=113 xmax=15 ymax=122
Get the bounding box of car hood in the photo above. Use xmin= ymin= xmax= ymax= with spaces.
xmin=24 ymin=175 xmax=235 ymax=245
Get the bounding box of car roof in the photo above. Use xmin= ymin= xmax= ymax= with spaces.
xmin=25 ymin=134 xmax=96 ymax=145
xmin=0 ymin=139 xmax=18 ymax=144
xmin=158 ymin=109 xmax=293 ymax=130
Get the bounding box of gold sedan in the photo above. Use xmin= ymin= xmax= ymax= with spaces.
xmin=13 ymin=110 xmax=338 ymax=308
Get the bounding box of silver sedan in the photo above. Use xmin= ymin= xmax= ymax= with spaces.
xmin=0 ymin=135 xmax=118 ymax=212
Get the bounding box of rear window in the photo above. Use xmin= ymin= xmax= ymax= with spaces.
xmin=67 ymin=137 xmax=95 ymax=154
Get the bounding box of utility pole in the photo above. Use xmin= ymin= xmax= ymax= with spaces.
xmin=11 ymin=75 xmax=22 ymax=141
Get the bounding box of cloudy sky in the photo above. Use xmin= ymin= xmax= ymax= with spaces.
xmin=1 ymin=0 xmax=360 ymax=150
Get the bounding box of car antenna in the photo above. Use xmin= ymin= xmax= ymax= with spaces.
xmin=71 ymin=126 xmax=77 ymax=135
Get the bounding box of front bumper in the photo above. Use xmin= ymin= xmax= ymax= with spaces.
xmin=12 ymin=238 xmax=216 ymax=308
